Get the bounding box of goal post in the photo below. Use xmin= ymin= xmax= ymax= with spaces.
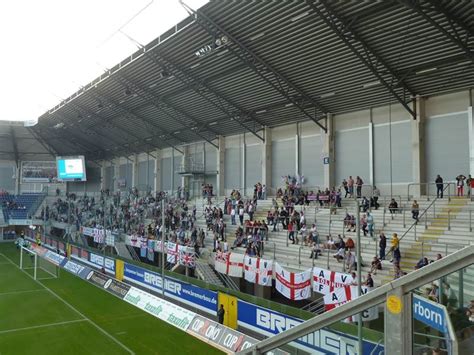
xmin=20 ymin=246 xmax=59 ymax=280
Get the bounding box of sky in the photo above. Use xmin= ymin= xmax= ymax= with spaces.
xmin=0 ymin=0 xmax=208 ymax=123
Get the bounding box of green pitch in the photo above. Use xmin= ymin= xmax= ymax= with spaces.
xmin=0 ymin=243 xmax=223 ymax=355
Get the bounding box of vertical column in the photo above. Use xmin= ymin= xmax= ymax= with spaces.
xmin=323 ymin=113 xmax=335 ymax=189
xmin=181 ymin=147 xmax=188 ymax=192
xmin=154 ymin=149 xmax=162 ymax=193
xmin=384 ymin=289 xmax=413 ymax=355
xmin=295 ymin=123 xmax=300 ymax=176
xmin=100 ymin=161 xmax=106 ymax=191
xmin=14 ymin=164 xmax=20 ymax=195
xmin=262 ymin=127 xmax=272 ymax=194
xmin=368 ymin=109 xmax=374 ymax=186
xmin=242 ymin=134 xmax=247 ymax=195
xmin=217 ymin=136 xmax=225 ymax=197
xmin=412 ymin=96 xmax=426 ymax=196
xmin=113 ymin=158 xmax=120 ymax=192
xmin=132 ymin=154 xmax=138 ymax=188
xmin=468 ymin=106 xmax=473 ymax=176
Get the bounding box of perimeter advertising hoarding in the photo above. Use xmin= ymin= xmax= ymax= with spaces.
xmin=60 ymin=259 xmax=92 ymax=280
xmin=85 ymin=271 xmax=130 ymax=299
xmin=123 ymin=286 xmax=195 ymax=331
xmin=187 ymin=315 xmax=287 ymax=355
xmin=122 ymin=262 xmax=217 ymax=315
xmin=237 ymin=300 xmax=383 ymax=355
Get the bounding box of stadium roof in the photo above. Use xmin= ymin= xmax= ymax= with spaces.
xmin=0 ymin=121 xmax=53 ymax=162
xmin=32 ymin=0 xmax=474 ymax=161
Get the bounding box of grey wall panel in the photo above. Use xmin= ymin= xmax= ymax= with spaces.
xmin=205 ymin=147 xmax=217 ymax=172
xmin=161 ymin=158 xmax=172 ymax=191
xmin=300 ymin=136 xmax=324 ymax=188
xmin=335 ymin=128 xmax=369 ymax=184
xmin=272 ymin=140 xmax=296 ymax=188
xmin=374 ymin=122 xmax=412 ymax=183
xmin=224 ymin=147 xmax=242 ymax=189
xmin=68 ymin=167 xmax=100 ymax=193
xmin=246 ymin=145 xmax=262 ymax=187
xmin=138 ymin=160 xmax=155 ymax=189
xmin=0 ymin=166 xmax=15 ymax=192
xmin=425 ymin=113 xmax=469 ymax=182
xmin=147 ymin=160 xmax=155 ymax=190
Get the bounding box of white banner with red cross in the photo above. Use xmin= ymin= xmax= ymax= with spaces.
xmin=243 ymin=256 xmax=273 ymax=286
xmin=214 ymin=252 xmax=244 ymax=277
xmin=166 ymin=242 xmax=179 ymax=264
xmin=274 ymin=263 xmax=311 ymax=300
xmin=312 ymin=267 xmax=354 ymax=294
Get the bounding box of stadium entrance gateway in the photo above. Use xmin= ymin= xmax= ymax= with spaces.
xmin=412 ymin=294 xmax=457 ymax=353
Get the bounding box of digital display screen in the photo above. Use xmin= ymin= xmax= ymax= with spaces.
xmin=56 ymin=156 xmax=87 ymax=181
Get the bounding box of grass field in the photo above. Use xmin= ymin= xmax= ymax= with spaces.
xmin=0 ymin=243 xmax=223 ymax=355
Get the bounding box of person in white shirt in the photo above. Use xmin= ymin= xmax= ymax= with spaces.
xmin=239 ymin=207 xmax=245 ymax=225
xmin=230 ymin=208 xmax=236 ymax=225
xmin=248 ymin=203 xmax=254 ymax=221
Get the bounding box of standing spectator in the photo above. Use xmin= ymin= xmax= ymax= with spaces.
xmin=379 ymin=232 xmax=387 ymax=260
xmin=435 ymin=174 xmax=444 ymax=198
xmin=248 ymin=203 xmax=254 ymax=221
xmin=390 ymin=233 xmax=401 ymax=263
xmin=262 ymin=185 xmax=267 ymax=200
xmin=467 ymin=174 xmax=473 ymax=197
xmin=367 ymin=212 xmax=374 ymax=238
xmin=238 ymin=206 xmax=244 ymax=225
xmin=217 ymin=304 xmax=225 ymax=324
xmin=342 ymin=179 xmax=349 ymax=198
xmin=348 ymin=176 xmax=354 ymax=198
xmin=230 ymin=208 xmax=236 ymax=225
xmin=356 ymin=176 xmax=364 ymax=198
xmin=456 ymin=174 xmax=466 ymax=196
xmin=411 ymin=200 xmax=419 ymax=222
xmin=372 ymin=186 xmax=380 ymax=209
xmin=287 ymin=221 xmax=296 ymax=244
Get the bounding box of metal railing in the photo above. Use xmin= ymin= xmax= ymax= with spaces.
xmin=407 ymin=182 xmax=456 ymax=201
xmin=238 ymin=244 xmax=474 ymax=354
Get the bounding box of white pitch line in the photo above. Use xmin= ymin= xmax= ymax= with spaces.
xmin=0 ymin=252 xmax=135 ymax=355
xmin=0 ymin=319 xmax=87 ymax=335
xmin=0 ymin=288 xmax=46 ymax=297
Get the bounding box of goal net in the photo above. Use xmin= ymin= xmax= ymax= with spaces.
xmin=20 ymin=246 xmax=59 ymax=280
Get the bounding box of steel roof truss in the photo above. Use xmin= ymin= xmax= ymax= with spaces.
xmin=181 ymin=1 xmax=328 ymax=132
xmin=307 ymin=0 xmax=417 ymax=119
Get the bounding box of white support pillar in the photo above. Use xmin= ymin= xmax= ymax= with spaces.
xmin=113 ymin=158 xmax=120 ymax=192
xmin=323 ymin=113 xmax=335 ymax=189
xmin=217 ymin=136 xmax=225 ymax=197
xmin=100 ymin=161 xmax=106 ymax=191
xmin=468 ymin=106 xmax=474 ymax=176
xmin=132 ymin=154 xmax=138 ymax=188
xmin=181 ymin=147 xmax=188 ymax=192
xmin=262 ymin=127 xmax=272 ymax=194
xmin=368 ymin=109 xmax=374 ymax=186
xmin=154 ymin=149 xmax=162 ymax=193
xmin=411 ymin=96 xmax=426 ymax=197
xmin=295 ymin=124 xmax=300 ymax=176
xmin=242 ymin=134 xmax=247 ymax=195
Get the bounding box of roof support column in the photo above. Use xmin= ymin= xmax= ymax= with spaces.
xmin=113 ymin=158 xmax=120 ymax=192
xmin=384 ymin=288 xmax=413 ymax=355
xmin=181 ymin=147 xmax=188 ymax=199
xmin=323 ymin=113 xmax=335 ymax=189
xmin=261 ymin=127 xmax=272 ymax=196
xmin=411 ymin=96 xmax=427 ymax=197
xmin=468 ymin=105 xmax=474 ymax=178
xmin=14 ymin=165 xmax=20 ymax=195
xmin=154 ymin=149 xmax=162 ymax=193
xmin=132 ymin=154 xmax=139 ymax=190
xmin=100 ymin=162 xmax=106 ymax=191
xmin=242 ymin=135 xmax=247 ymax=196
xmin=217 ymin=136 xmax=225 ymax=197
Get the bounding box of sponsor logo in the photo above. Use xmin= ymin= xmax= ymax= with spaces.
xmin=64 ymin=260 xmax=85 ymax=275
xmin=413 ymin=295 xmax=447 ymax=333
xmin=104 ymin=279 xmax=112 ymax=289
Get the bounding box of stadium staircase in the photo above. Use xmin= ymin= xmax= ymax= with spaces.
xmin=192 ymin=194 xmax=474 ymax=289
xmin=195 ymin=260 xmax=226 ymax=288
xmin=115 ymin=241 xmax=134 ymax=259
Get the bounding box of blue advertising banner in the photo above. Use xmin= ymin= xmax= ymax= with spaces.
xmin=89 ymin=252 xmax=115 ymax=272
xmin=413 ymin=295 xmax=448 ymax=333
xmin=237 ymin=300 xmax=383 ymax=355
xmin=59 ymin=258 xmax=92 ymax=280
xmin=123 ymin=263 xmax=217 ymax=314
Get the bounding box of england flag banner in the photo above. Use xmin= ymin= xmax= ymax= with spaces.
xmin=167 ymin=242 xmax=179 ymax=264
xmin=178 ymin=246 xmax=196 ymax=269
xmin=274 ymin=263 xmax=311 ymax=300
xmin=323 ymin=285 xmax=378 ymax=321
xmin=214 ymin=252 xmax=244 ymax=277
xmin=244 ymin=256 xmax=273 ymax=286
xmin=312 ymin=267 xmax=354 ymax=294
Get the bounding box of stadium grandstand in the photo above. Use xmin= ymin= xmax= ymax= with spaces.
xmin=1 ymin=1 xmax=474 ymax=354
